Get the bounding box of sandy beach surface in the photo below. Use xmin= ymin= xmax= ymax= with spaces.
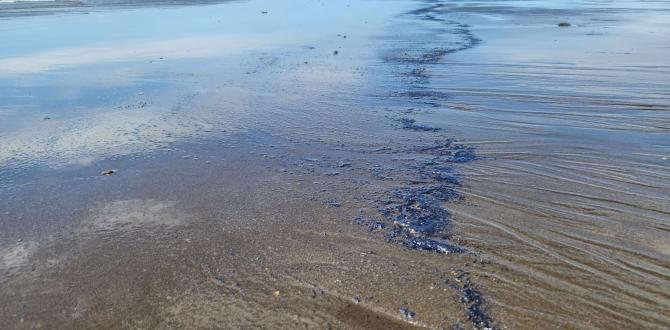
xmin=1 ymin=0 xmax=669 ymax=329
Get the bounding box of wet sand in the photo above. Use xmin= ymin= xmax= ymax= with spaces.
xmin=1 ymin=0 xmax=669 ymax=329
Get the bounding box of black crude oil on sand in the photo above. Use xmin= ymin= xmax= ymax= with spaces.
xmin=1 ymin=0 xmax=669 ymax=329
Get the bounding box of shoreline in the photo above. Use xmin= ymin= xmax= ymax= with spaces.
xmin=0 ymin=1 xmax=237 ymax=17
xmin=1 ymin=0 xmax=670 ymax=328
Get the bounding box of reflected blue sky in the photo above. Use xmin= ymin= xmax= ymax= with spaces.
xmin=0 ymin=0 xmax=401 ymax=68
xmin=0 ymin=0 xmax=408 ymax=168
xmin=0 ymin=0 xmax=668 ymax=169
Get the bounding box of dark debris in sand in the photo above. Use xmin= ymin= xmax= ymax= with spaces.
xmin=396 ymin=117 xmax=442 ymax=132
xmin=368 ymin=139 xmax=476 ymax=254
xmin=100 ymin=169 xmax=117 ymax=176
xmin=450 ymin=269 xmax=496 ymax=329
xmin=345 ymin=3 xmax=497 ymax=328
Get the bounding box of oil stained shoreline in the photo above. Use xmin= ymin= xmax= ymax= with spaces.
xmin=1 ymin=0 xmax=497 ymax=328
xmin=410 ymin=1 xmax=670 ymax=329
xmin=1 ymin=0 xmax=670 ymax=329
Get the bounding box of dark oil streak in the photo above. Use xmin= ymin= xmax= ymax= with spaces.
xmin=363 ymin=2 xmax=498 ymax=328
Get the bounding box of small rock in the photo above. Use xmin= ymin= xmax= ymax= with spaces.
xmin=273 ymin=290 xmax=280 ymax=297
xmin=558 ymin=22 xmax=571 ymax=27
xmin=400 ymin=307 xmax=416 ymax=320
xmin=101 ymin=169 xmax=117 ymax=176
xmin=333 ymin=50 xmax=339 ymax=55
xmin=372 ymin=221 xmax=385 ymax=230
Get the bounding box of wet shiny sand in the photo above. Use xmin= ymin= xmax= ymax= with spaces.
xmin=405 ymin=2 xmax=670 ymax=328
xmin=1 ymin=0 xmax=669 ymax=329
xmin=0 ymin=133 xmax=476 ymax=328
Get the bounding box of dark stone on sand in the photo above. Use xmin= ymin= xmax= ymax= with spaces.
xmin=372 ymin=221 xmax=385 ymax=230
xmin=558 ymin=22 xmax=571 ymax=27
xmin=101 ymin=169 xmax=117 ymax=176
xmin=333 ymin=50 xmax=339 ymax=55
xmin=399 ymin=307 xmax=416 ymax=320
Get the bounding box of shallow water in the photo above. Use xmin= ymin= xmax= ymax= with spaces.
xmin=1 ymin=0 xmax=669 ymax=328
xmin=400 ymin=2 xmax=670 ymax=328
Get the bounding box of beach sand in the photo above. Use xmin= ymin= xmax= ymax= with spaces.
xmin=1 ymin=0 xmax=669 ymax=328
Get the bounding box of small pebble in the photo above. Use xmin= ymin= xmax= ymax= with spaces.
xmin=400 ymin=307 xmax=416 ymax=320
xmin=101 ymin=169 xmax=117 ymax=176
